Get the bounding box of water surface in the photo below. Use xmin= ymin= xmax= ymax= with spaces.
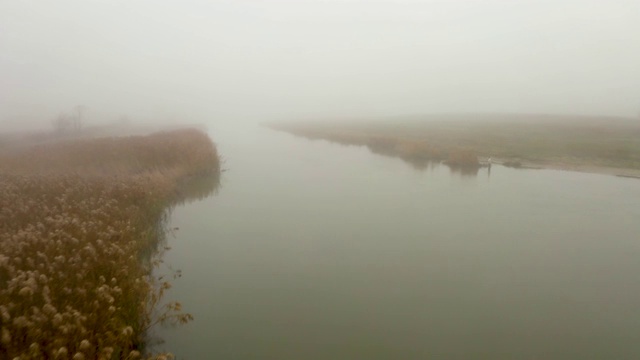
xmin=156 ymin=125 xmax=640 ymax=359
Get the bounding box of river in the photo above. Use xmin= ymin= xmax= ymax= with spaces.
xmin=155 ymin=124 xmax=640 ymax=359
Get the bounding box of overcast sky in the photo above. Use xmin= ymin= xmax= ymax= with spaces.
xmin=1 ymin=0 xmax=639 ymax=129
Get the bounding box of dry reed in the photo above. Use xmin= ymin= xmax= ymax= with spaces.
xmin=0 ymin=129 xmax=219 ymax=359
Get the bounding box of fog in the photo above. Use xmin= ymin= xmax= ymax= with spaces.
xmin=2 ymin=0 xmax=640 ymax=130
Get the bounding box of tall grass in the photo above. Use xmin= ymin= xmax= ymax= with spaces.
xmin=268 ymin=123 xmax=473 ymax=170
xmin=0 ymin=129 xmax=219 ymax=359
xmin=267 ymin=116 xmax=640 ymax=172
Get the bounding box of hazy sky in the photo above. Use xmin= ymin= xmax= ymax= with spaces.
xmin=2 ymin=0 xmax=639 ymax=128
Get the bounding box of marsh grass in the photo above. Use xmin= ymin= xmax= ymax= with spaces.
xmin=267 ymin=114 xmax=640 ymax=172
xmin=0 ymin=129 xmax=219 ymax=359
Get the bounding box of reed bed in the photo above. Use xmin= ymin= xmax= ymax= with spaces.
xmin=0 ymin=129 xmax=219 ymax=359
xmin=268 ymin=124 xmax=472 ymax=169
xmin=268 ymin=115 xmax=640 ymax=172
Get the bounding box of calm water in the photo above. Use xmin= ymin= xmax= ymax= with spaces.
xmin=155 ymin=124 xmax=640 ymax=359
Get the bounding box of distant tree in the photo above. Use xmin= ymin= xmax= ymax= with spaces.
xmin=73 ymin=105 xmax=85 ymax=131
xmin=52 ymin=105 xmax=86 ymax=134
xmin=52 ymin=112 xmax=72 ymax=134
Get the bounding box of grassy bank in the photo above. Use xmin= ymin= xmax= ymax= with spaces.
xmin=267 ymin=114 xmax=640 ymax=175
xmin=0 ymin=129 xmax=220 ymax=359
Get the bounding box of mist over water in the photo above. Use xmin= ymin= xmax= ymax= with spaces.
xmin=3 ymin=1 xmax=640 ymax=359
xmin=2 ymin=0 xmax=640 ymax=131
xmin=156 ymin=126 xmax=640 ymax=359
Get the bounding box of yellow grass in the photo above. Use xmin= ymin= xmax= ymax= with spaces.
xmin=267 ymin=114 xmax=640 ymax=173
xmin=0 ymin=129 xmax=220 ymax=359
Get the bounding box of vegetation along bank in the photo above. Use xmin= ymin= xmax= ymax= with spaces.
xmin=267 ymin=113 xmax=640 ymax=177
xmin=0 ymin=129 xmax=220 ymax=359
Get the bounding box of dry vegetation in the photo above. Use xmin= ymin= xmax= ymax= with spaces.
xmin=268 ymin=114 xmax=640 ymax=174
xmin=267 ymin=122 xmax=477 ymax=170
xmin=0 ymin=129 xmax=220 ymax=359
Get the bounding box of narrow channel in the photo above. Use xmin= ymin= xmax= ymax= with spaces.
xmin=156 ymin=124 xmax=640 ymax=359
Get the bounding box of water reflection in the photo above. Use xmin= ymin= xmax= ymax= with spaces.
xmin=271 ymin=127 xmax=503 ymax=179
xmin=159 ymin=128 xmax=640 ymax=359
xmin=401 ymin=157 xmax=485 ymax=178
xmin=401 ymin=158 xmax=436 ymax=171
xmin=148 ymin=170 xmax=221 ymax=349
xmin=142 ymin=170 xmax=221 ymax=260
xmin=361 ymin=140 xmax=490 ymax=178
xmin=174 ymin=171 xmax=222 ymax=206
xmin=448 ymin=165 xmax=481 ymax=177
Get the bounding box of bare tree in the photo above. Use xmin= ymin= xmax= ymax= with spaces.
xmin=52 ymin=112 xmax=72 ymax=134
xmin=52 ymin=105 xmax=86 ymax=134
xmin=73 ymin=105 xmax=85 ymax=131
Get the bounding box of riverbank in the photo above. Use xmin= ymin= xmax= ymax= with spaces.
xmin=267 ymin=114 xmax=640 ymax=178
xmin=0 ymin=129 xmax=220 ymax=359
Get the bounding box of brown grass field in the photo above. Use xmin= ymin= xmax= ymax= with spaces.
xmin=0 ymin=129 xmax=219 ymax=359
xmin=267 ymin=113 xmax=640 ymax=176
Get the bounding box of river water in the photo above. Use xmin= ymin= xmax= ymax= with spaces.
xmin=155 ymin=124 xmax=640 ymax=359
